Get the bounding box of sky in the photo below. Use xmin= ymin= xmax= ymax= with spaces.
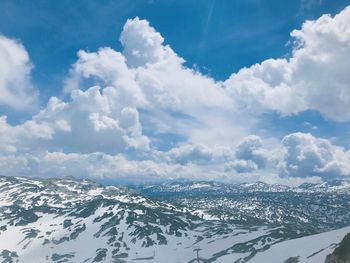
xmin=0 ymin=0 xmax=350 ymax=185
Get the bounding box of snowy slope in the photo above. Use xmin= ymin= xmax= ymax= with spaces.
xmin=250 ymin=226 xmax=350 ymax=263
xmin=0 ymin=176 xmax=349 ymax=263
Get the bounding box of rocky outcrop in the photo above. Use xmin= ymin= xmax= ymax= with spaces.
xmin=325 ymin=233 xmax=350 ymax=263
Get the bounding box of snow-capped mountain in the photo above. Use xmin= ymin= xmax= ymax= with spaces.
xmin=135 ymin=179 xmax=350 ymax=195
xmin=135 ymin=180 xmax=350 ymax=233
xmin=0 ymin=176 xmax=349 ymax=263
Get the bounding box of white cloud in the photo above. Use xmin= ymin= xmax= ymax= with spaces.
xmin=228 ymin=159 xmax=259 ymax=173
xmin=1 ymin=8 xmax=350 ymax=185
xmin=0 ymin=86 xmax=150 ymax=156
xmin=161 ymin=143 xmax=233 ymax=165
xmin=235 ymin=135 xmax=268 ymax=168
xmin=64 ymin=47 xmax=146 ymax=108
xmin=0 ymin=17 xmax=244 ymax=184
xmin=225 ymin=6 xmax=350 ymax=121
xmin=0 ymin=151 xmax=234 ymax=184
xmin=279 ymin=133 xmax=350 ymax=179
xmin=0 ymin=35 xmax=38 ymax=110
xmin=64 ymin=17 xmax=244 ymax=149
xmin=120 ymin=17 xmax=183 ymax=68
xmin=227 ymin=135 xmax=269 ymax=174
xmin=228 ymin=132 xmax=350 ymax=180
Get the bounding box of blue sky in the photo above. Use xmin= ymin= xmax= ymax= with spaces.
xmin=1 ymin=0 xmax=348 ymax=97
xmin=0 ymin=1 xmax=350 ymax=185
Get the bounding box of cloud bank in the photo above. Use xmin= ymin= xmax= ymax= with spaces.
xmin=1 ymin=7 xmax=350 ymax=185
xmin=225 ymin=6 xmax=350 ymax=122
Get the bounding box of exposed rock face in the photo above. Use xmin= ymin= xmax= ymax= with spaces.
xmin=284 ymin=256 xmax=300 ymax=263
xmin=325 ymin=233 xmax=350 ymax=263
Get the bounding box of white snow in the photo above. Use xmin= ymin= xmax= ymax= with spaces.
xmin=250 ymin=226 xmax=350 ymax=263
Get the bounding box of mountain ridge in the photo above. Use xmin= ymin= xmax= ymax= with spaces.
xmin=0 ymin=175 xmax=349 ymax=262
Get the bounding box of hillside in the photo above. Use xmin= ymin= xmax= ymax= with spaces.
xmin=0 ymin=176 xmax=349 ymax=262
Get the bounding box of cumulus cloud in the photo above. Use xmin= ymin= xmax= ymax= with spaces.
xmin=235 ymin=135 xmax=268 ymax=168
xmin=64 ymin=47 xmax=146 ymax=107
xmin=0 ymin=17 xmax=242 ymax=183
xmin=64 ymin=16 xmax=242 ymax=149
xmin=0 ymin=35 xmax=38 ymax=110
xmin=0 ymin=86 xmax=150 ymax=157
xmin=120 ymin=17 xmax=183 ymax=68
xmin=279 ymin=133 xmax=350 ymax=179
xmin=1 ymin=8 xmax=350 ymax=185
xmin=227 ymin=135 xmax=269 ymax=173
xmin=228 ymin=159 xmax=260 ymax=173
xmin=160 ymin=143 xmax=233 ymax=165
xmin=225 ymin=6 xmax=350 ymax=121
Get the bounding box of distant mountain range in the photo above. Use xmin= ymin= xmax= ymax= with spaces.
xmin=134 ymin=180 xmax=350 ymax=233
xmin=0 ymin=176 xmax=349 ymax=263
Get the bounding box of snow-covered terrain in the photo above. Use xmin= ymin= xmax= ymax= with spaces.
xmin=251 ymin=226 xmax=350 ymax=263
xmin=136 ymin=180 xmax=350 ymax=233
xmin=0 ymin=176 xmax=349 ymax=262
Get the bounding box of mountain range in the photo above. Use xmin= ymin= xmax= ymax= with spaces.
xmin=0 ymin=176 xmax=349 ymax=263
